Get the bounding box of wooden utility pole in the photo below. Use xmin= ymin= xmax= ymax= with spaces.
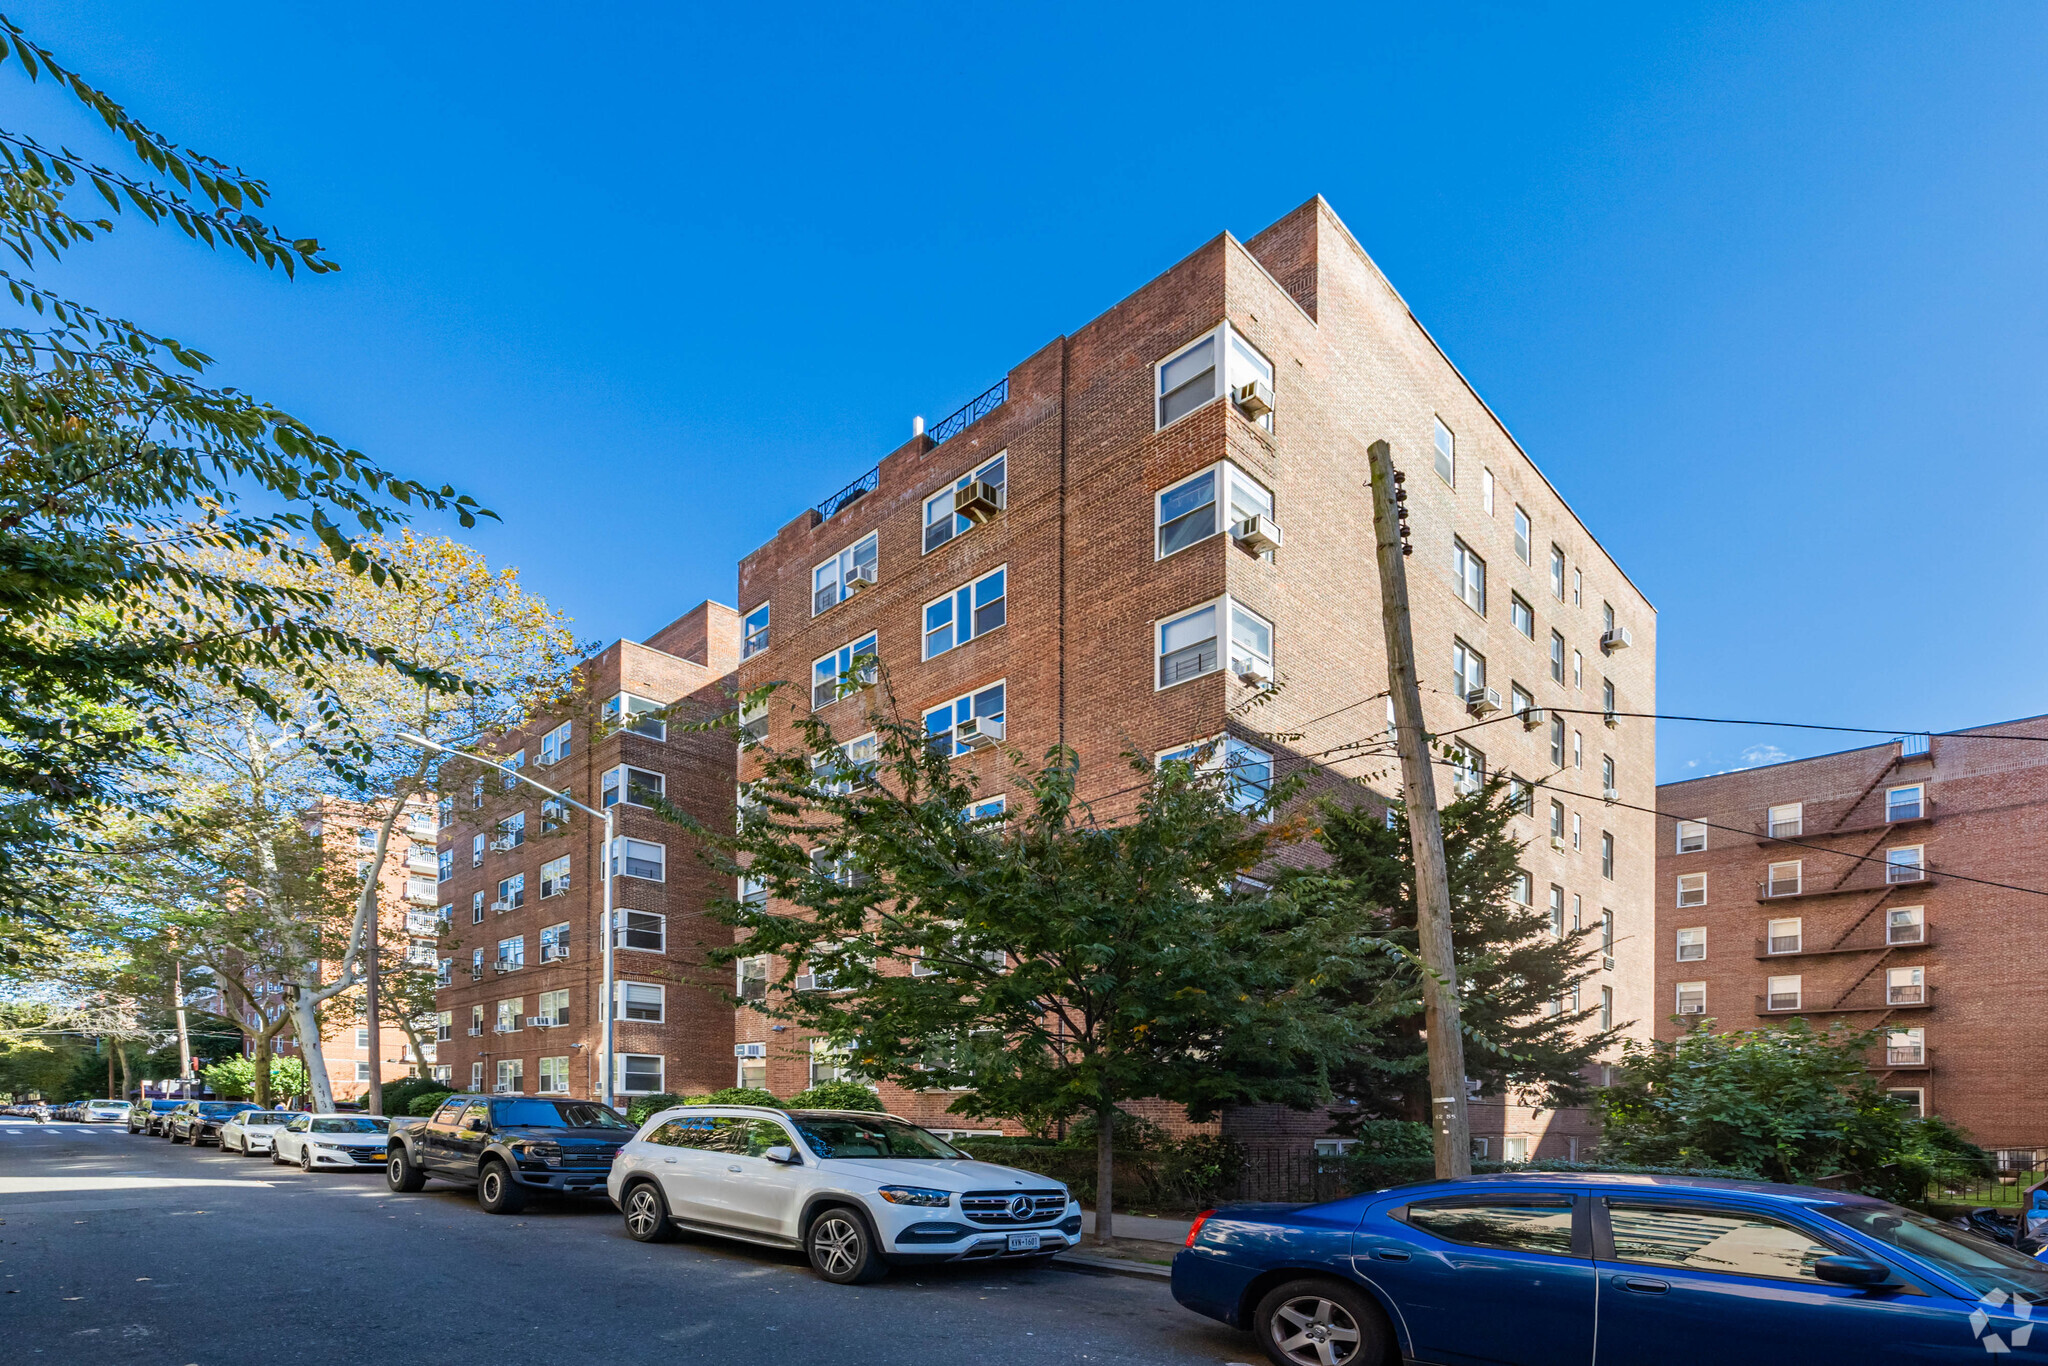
xmin=1366 ymin=439 xmax=1472 ymax=1179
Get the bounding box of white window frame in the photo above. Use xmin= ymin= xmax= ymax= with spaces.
xmin=535 ymin=989 xmax=569 ymax=1028
xmin=1767 ymin=803 xmax=1803 ymax=838
xmin=470 ymin=1061 xmax=484 ymax=1090
xmin=1885 ymin=784 xmax=1925 ymax=822
xmin=602 ymin=764 xmax=666 ymax=809
xmin=538 ymin=721 xmax=572 ymax=766
xmin=812 ymin=531 xmax=879 ymax=616
xmin=812 ymin=632 xmax=878 ymax=710
xmin=741 ymin=602 xmax=771 ymax=659
xmin=1155 ymin=460 xmax=1274 ymax=561
xmin=616 ymin=1053 xmax=664 ymax=1096
xmin=1887 ymin=1087 xmax=1925 ymax=1117
xmin=499 ymin=748 xmax=525 ymax=790
xmin=808 ymin=1037 xmax=855 ymax=1087
xmin=1887 ymin=1027 xmax=1925 ymax=1066
xmin=1676 ymin=820 xmax=1707 ymax=854
xmin=1676 ymin=873 xmax=1706 ymax=908
xmin=1767 ymin=917 xmax=1803 ymax=955
xmin=495 ymin=997 xmax=524 ymax=1032
xmin=472 ymin=890 xmax=485 ymax=924
xmin=612 ymin=837 xmax=666 ymax=883
xmin=1452 ymin=639 xmax=1486 ymax=700
xmin=1452 ymin=539 xmax=1486 ymax=614
xmin=496 ymin=872 xmax=526 ymax=910
xmin=494 ymin=1058 xmax=524 ymax=1094
xmin=539 ymin=921 xmax=571 ymax=963
xmin=923 ymin=681 xmax=1007 ymax=758
xmin=1885 ymin=845 xmax=1925 ymax=882
xmin=1155 ymin=322 xmax=1274 ymax=432
xmin=1676 ymin=981 xmax=1706 ymax=1015
xmin=1886 ymin=905 xmax=1925 ymax=945
xmin=615 ymin=981 xmax=665 ymax=1024
xmin=1481 ymin=467 xmax=1495 ymax=515
xmin=1549 ymin=631 xmax=1565 ymax=683
xmin=1766 ymin=860 xmax=1802 ymax=897
xmin=1512 ymin=505 xmax=1532 ymax=563
xmin=1155 ymin=594 xmax=1272 ymax=691
xmin=1510 ymin=593 xmax=1534 ymax=639
xmin=1886 ymin=966 xmax=1925 ymax=1004
xmin=1549 ymin=545 xmax=1566 ymax=600
xmin=440 ymin=848 xmax=455 ymax=881
xmin=496 ymin=935 xmax=525 ymax=970
xmin=1766 ymin=975 xmax=1803 ymax=1011
xmin=539 ymin=855 xmax=570 ymax=900
xmin=1675 ymin=927 xmax=1706 ymax=962
xmin=923 ymin=450 xmax=1008 ymax=554
xmin=735 ymin=955 xmax=769 ymax=1004
xmin=921 ymin=564 xmax=1008 ymax=659
xmin=1156 ymin=735 xmax=1274 ymax=814
xmin=537 ymin=1056 xmax=570 ymax=1095
xmin=470 ymin=834 xmax=484 ymax=868
xmin=613 ymin=909 xmax=666 ymax=953
xmin=603 ymin=692 xmax=667 ymax=741
xmin=1432 ymin=416 xmax=1454 ymax=485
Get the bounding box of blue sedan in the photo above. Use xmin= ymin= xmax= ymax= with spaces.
xmin=1171 ymin=1172 xmax=2048 ymax=1365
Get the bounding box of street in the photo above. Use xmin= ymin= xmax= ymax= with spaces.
xmin=0 ymin=1124 xmax=1249 ymax=1364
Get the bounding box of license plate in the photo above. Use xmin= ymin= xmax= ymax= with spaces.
xmin=1007 ymin=1232 xmax=1041 ymax=1252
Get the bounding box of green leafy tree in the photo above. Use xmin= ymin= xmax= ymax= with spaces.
xmin=200 ymin=1053 xmax=309 ymax=1103
xmin=1600 ymin=1017 xmax=1991 ymax=1200
xmin=697 ymin=692 xmax=1402 ymax=1243
xmin=788 ymin=1080 xmax=882 ymax=1111
xmin=1301 ymin=778 xmax=1620 ymax=1126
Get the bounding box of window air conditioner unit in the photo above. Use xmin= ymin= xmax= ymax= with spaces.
xmin=1678 ymin=1002 xmax=1704 ymax=1015
xmin=793 ymin=974 xmax=823 ymax=992
xmin=844 ymin=564 xmax=877 ymax=593
xmin=1233 ymin=515 xmax=1283 ymax=554
xmin=1601 ymin=626 xmax=1633 ymax=653
xmin=1550 ymin=835 xmax=1566 ymax=853
xmin=957 ymin=716 xmax=1004 ymax=749
xmin=1522 ymin=707 xmax=1546 ymax=731
xmin=492 ymin=960 xmax=510 ymax=974
xmin=1602 ymin=956 xmax=1616 ymax=972
xmin=953 ymin=479 xmax=1004 ymax=525
xmin=1604 ymin=713 xmax=1620 ymax=730
xmin=1603 ymin=787 xmax=1620 ymax=802
xmin=491 ymin=899 xmax=510 ymax=913
xmin=1233 ymin=379 xmax=1273 ymax=419
xmin=489 ymin=837 xmax=514 ymax=853
xmin=1238 ymin=663 xmax=1275 ymax=689
xmin=467 ymin=1025 xmax=482 ymax=1037
xmin=1466 ymin=688 xmax=1502 ymax=718
xmin=734 ymin=1043 xmax=766 ymax=1059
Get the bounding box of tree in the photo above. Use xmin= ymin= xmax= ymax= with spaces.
xmin=201 ymin=1053 xmax=309 ymax=1103
xmin=1599 ymin=1017 xmax=1991 ymax=1201
xmin=0 ymin=20 xmax=490 ymax=935
xmin=1300 ymin=778 xmax=1620 ymax=1127
xmin=699 ymin=692 xmax=1401 ymax=1243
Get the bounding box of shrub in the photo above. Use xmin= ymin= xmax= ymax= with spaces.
xmin=785 ymin=1080 xmax=881 ymax=1111
xmin=382 ymin=1076 xmax=451 ymax=1116
xmin=626 ymin=1092 xmax=689 ymax=1126
xmin=694 ymin=1087 xmax=782 ymax=1108
xmin=406 ymin=1090 xmax=454 ymax=1117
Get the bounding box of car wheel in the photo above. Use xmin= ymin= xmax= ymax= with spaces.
xmin=477 ymin=1160 xmax=527 ymax=1215
xmin=300 ymin=1149 xmax=315 ymax=1173
xmin=806 ymin=1206 xmax=887 ymax=1284
xmin=621 ymin=1180 xmax=675 ymax=1242
xmin=1253 ymin=1278 xmax=1388 ymax=1366
xmin=386 ymin=1147 xmax=426 ymax=1193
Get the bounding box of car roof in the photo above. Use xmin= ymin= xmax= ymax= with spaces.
xmin=1366 ymin=1172 xmax=1889 ymax=1208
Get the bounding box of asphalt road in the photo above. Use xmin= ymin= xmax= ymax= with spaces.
xmin=0 ymin=1121 xmax=1256 ymax=1365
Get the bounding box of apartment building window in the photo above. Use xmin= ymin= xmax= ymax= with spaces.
xmin=602 ymin=765 xmax=665 ymax=809
xmin=1600 ymin=986 xmax=1613 ymax=1030
xmin=810 ymin=1038 xmax=855 ymax=1087
xmin=612 ymin=838 xmax=666 ymax=882
xmin=1482 ymin=467 xmax=1495 ymax=514
xmin=469 ymin=1004 xmax=485 ymax=1036
xmin=1888 ymin=1028 xmax=1925 ymax=1067
xmin=1432 ymin=416 xmax=1455 ymax=485
xmin=1766 ymin=861 xmax=1802 ymax=897
xmin=470 ymin=948 xmax=484 ymax=980
xmin=439 ymin=849 xmax=454 ymax=881
xmin=1156 ymin=462 xmax=1273 ymax=559
xmin=496 ymin=935 xmax=525 ymax=970
xmin=1158 ymin=736 xmax=1274 ymax=813
xmin=738 ymin=699 xmax=768 ymax=749
xmin=540 ymin=921 xmax=571 ymax=963
xmin=1573 ymin=650 xmax=1583 ymax=689
xmin=1548 ymin=800 xmax=1566 ymax=842
xmin=1886 ymin=846 xmax=1925 ymax=883
xmin=471 ymin=776 xmax=485 ymax=809
xmin=355 ymin=827 xmax=378 ymax=851
xmin=436 ymin=958 xmax=452 ymax=986
xmin=1767 ymin=918 xmax=1802 ymax=955
xmin=1600 ymin=832 xmax=1614 ymax=879
xmin=496 ymin=872 xmax=525 ymax=910
xmin=812 ymin=632 xmax=878 ymax=710
xmin=813 ymin=531 xmax=879 ymax=615
xmin=1572 ymin=894 xmax=1584 ymax=932
xmin=539 ymin=855 xmax=570 ymax=900
xmin=1571 ymin=812 xmax=1583 ymax=850
xmin=355 ymin=1026 xmax=372 ymax=1049
xmin=922 ymin=565 xmax=1006 ymax=658
xmin=495 ymin=998 xmax=523 ymax=1032
xmin=1548 ymin=885 xmax=1565 ymax=937
xmin=499 ymin=749 xmax=525 ymax=791
xmin=924 ymin=682 xmax=1007 ymax=757
xmin=616 ymin=982 xmax=664 ymax=1023
xmin=1452 ymin=640 xmax=1486 ymax=700
xmin=741 ymin=601 xmax=770 ymax=658
xmin=1452 ymin=539 xmax=1486 ymax=614
xmin=354 ymin=1061 xmax=372 ymax=1082
xmin=1885 ymin=784 xmax=1925 ymax=822
xmin=1157 ymin=597 xmax=1273 ymax=689
xmin=1510 ymin=871 xmax=1532 ymax=906
xmin=1601 ymin=909 xmax=1614 ymax=958
xmin=1676 ymin=873 xmax=1707 ymax=907
xmin=494 ymin=1059 xmax=524 ymax=1095
xmin=1602 ymin=678 xmax=1617 ymax=722
xmin=924 ymin=451 xmax=1008 ymax=553
xmin=535 ymin=990 xmax=569 ymax=1027
xmin=1572 ymin=568 xmax=1582 ymax=606
xmin=1510 ymin=593 xmax=1534 ymax=639
xmin=736 ymin=956 xmax=769 ymax=1004
xmin=469 ymin=890 xmax=483 ymax=924
xmin=438 ymin=794 xmax=454 ymax=830
xmin=1676 ymin=981 xmax=1706 ymax=1015
xmin=1549 ymin=716 xmax=1566 ymax=767
xmin=1549 ymin=631 xmax=1565 ymax=683
xmin=470 ymin=1061 xmax=484 ymax=1090
xmin=1766 ymin=975 xmax=1802 ymax=1011
xmin=1676 ymin=820 xmax=1707 ymax=853
xmin=1601 ymin=755 xmax=1616 ymax=798
xmin=1887 ymin=967 xmax=1925 ymax=1005
xmin=1573 ymin=731 xmax=1583 ymax=769
xmin=1512 ymin=506 xmax=1532 ymax=563
xmin=1549 ymin=546 xmax=1566 ymax=600
xmin=1511 ymin=684 xmax=1534 ymax=717
xmin=435 ymin=1011 xmax=452 ymax=1043
xmin=1449 ymin=744 xmax=1485 ymax=797
xmin=496 ymin=811 xmax=526 ymax=850
xmin=608 ymin=1053 xmax=659 ymax=1095
xmin=538 ymin=1057 xmax=570 ymax=1095
xmin=737 ymin=1046 xmax=767 ymax=1091
xmin=739 ymin=874 xmax=769 ymax=908
xmin=1156 ymin=324 xmax=1274 ymax=431
xmin=541 ymin=791 xmax=572 ymax=833
xmin=1506 ymin=776 xmax=1532 ymax=816
xmin=603 ymin=692 xmax=667 ymax=741
xmin=538 ymin=722 xmax=572 ymax=766
xmin=614 ymin=909 xmax=665 ymax=952
xmin=1887 ymin=906 xmax=1925 ymax=945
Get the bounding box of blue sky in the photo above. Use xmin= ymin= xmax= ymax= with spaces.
xmin=8 ymin=3 xmax=2044 ymax=781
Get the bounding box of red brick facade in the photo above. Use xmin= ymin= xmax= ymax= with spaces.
xmin=1655 ymin=717 xmax=2048 ymax=1157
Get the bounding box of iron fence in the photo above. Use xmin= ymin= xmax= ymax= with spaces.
xmin=1933 ymin=1168 xmax=2045 ymax=1208
xmin=815 ymin=466 xmax=879 ymax=522
xmin=928 ymin=378 xmax=1008 ymax=445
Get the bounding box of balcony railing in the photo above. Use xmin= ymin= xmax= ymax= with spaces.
xmin=1886 ymin=1044 xmax=1927 ymax=1066
xmin=816 ymin=466 xmax=880 ymax=522
xmin=927 ymin=378 xmax=1009 ymax=445
xmin=1760 ymin=875 xmax=1803 ymax=898
xmin=1755 ymin=926 xmax=1936 ymax=958
xmin=1887 ymin=982 xmax=1926 ymax=1005
xmin=1758 ymin=986 xmax=1935 ymax=1015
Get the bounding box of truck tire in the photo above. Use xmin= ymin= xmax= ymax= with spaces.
xmin=478 ymin=1159 xmax=528 ymax=1215
xmin=387 ymin=1145 xmax=427 ymax=1193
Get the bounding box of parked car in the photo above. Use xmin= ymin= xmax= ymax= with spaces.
xmin=82 ymin=1100 xmax=131 ymax=1124
xmin=385 ymin=1094 xmax=634 ymax=1213
xmin=1172 ymin=1173 xmax=2048 ymax=1366
xmin=270 ymin=1114 xmax=391 ymax=1171
xmin=219 ymin=1110 xmax=302 ymax=1155
xmin=607 ymin=1105 xmax=1081 ymax=1284
xmin=131 ymin=1100 xmax=184 ymax=1135
xmin=166 ymin=1100 xmax=262 ymax=1145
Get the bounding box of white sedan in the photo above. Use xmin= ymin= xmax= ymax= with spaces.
xmin=220 ymin=1110 xmax=304 ymax=1155
xmin=270 ymin=1114 xmax=391 ymax=1171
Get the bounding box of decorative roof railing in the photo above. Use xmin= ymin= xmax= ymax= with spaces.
xmin=928 ymin=377 xmax=1008 ymax=445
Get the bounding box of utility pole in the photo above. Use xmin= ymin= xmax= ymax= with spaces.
xmin=171 ymin=955 xmax=193 ymax=1086
xmin=1366 ymin=438 xmax=1472 ymax=1179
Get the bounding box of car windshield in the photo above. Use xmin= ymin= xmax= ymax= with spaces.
xmin=245 ymin=1113 xmax=295 ymax=1125
xmin=198 ymin=1103 xmax=250 ymax=1115
xmin=489 ymin=1099 xmax=634 ymax=1130
xmin=787 ymin=1114 xmax=965 ymax=1159
xmin=1823 ymin=1203 xmax=2048 ymax=1300
xmin=310 ymin=1117 xmax=389 ymax=1134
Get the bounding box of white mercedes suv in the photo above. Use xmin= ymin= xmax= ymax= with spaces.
xmin=607 ymin=1106 xmax=1081 ymax=1283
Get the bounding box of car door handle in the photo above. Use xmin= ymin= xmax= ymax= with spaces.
xmin=661 ymin=1157 xmax=677 ymax=1164
xmin=1374 ymin=1250 xmax=1411 ymax=1261
xmin=727 ymin=1164 xmax=743 ymax=1173
xmin=1612 ymin=1275 xmax=1670 ymax=1294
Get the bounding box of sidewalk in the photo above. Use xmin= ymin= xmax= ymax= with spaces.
xmin=1080 ymin=1209 xmax=1193 ymax=1243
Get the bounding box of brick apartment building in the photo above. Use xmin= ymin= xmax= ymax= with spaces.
xmin=1656 ymin=716 xmax=2048 ymax=1160
xmin=731 ymin=195 xmax=1657 ymax=1157
xmin=430 ymin=601 xmax=742 ymax=1104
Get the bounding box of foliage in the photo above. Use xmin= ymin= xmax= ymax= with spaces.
xmin=1301 ymin=779 xmax=1620 ymax=1125
xmin=380 ymin=1074 xmax=449 ymax=1115
xmin=625 ymin=1092 xmax=689 ymax=1126
xmin=1600 ymin=1017 xmax=1991 ymax=1199
xmin=199 ymin=1053 xmax=308 ymax=1102
xmin=407 ymin=1089 xmax=454 ymax=1117
xmin=0 ymin=21 xmax=492 ymax=934
xmin=786 ymin=1080 xmax=882 ymax=1111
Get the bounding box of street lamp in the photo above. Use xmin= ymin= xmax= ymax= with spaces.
xmin=396 ymin=731 xmax=620 ymax=1110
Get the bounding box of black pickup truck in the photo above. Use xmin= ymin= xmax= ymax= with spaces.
xmin=384 ymin=1094 xmax=636 ymax=1213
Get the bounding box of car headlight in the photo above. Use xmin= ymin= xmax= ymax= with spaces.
xmin=511 ymin=1141 xmax=563 ymax=1167
xmin=877 ymin=1186 xmax=952 ymax=1208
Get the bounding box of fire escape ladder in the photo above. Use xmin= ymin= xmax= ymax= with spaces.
xmin=1826 ymin=830 xmax=1891 ymax=891
xmin=1828 ymin=755 xmax=1904 ymax=832
xmin=1826 ymin=889 xmax=1894 ymax=951
xmin=1830 ymin=947 xmax=1895 ymax=1010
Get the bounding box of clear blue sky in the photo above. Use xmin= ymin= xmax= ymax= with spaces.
xmin=9 ymin=3 xmax=2044 ymax=781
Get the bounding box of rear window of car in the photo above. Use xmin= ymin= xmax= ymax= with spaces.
xmin=1606 ymin=1202 xmax=1837 ymax=1281
xmin=1402 ymin=1197 xmax=1577 ymax=1256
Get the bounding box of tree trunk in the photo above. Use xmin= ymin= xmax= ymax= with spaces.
xmin=106 ymin=1045 xmax=114 ymax=1100
xmin=117 ymin=1044 xmax=131 ymax=1101
xmin=172 ymin=958 xmax=193 ymax=1079
xmin=363 ymin=906 xmax=383 ymax=1115
xmin=251 ymin=1031 xmax=273 ymax=1109
xmin=1094 ymin=1101 xmax=1116 ymax=1246
xmin=293 ymin=988 xmax=337 ymax=1112
xmin=396 ymin=1013 xmax=431 ymax=1081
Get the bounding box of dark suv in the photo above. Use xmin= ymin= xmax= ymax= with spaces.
xmin=130 ymin=1099 xmax=184 ymax=1135
xmin=166 ymin=1100 xmax=261 ymax=1145
xmin=385 ymin=1094 xmax=635 ymax=1214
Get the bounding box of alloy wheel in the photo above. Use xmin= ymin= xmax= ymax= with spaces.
xmin=301 ymin=1149 xmax=314 ymax=1172
xmin=812 ymin=1216 xmax=862 ymax=1278
xmin=1270 ymin=1295 xmax=1364 ymax=1366
xmin=625 ymin=1187 xmax=662 ymax=1238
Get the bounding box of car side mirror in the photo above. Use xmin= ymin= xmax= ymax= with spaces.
xmin=1813 ymin=1256 xmax=1892 ymax=1287
xmin=763 ymin=1145 xmax=799 ymax=1165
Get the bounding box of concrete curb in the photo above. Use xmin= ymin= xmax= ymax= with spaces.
xmin=1049 ymin=1250 xmax=1173 ymax=1281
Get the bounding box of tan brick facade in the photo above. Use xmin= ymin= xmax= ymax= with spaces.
xmin=1656 ymin=717 xmax=2048 ymax=1156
